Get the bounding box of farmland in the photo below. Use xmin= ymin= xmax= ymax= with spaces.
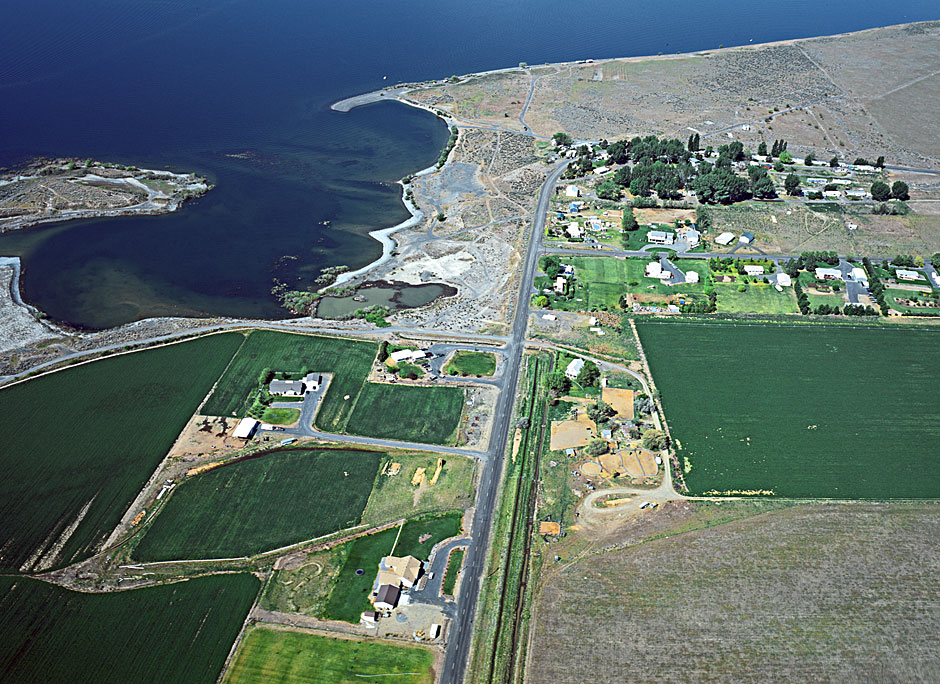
xmin=324 ymin=512 xmax=463 ymax=623
xmin=0 ymin=332 xmax=243 ymax=572
xmin=346 ymin=383 xmax=464 ymax=445
xmin=445 ymin=350 xmax=497 ymax=376
xmin=201 ymin=330 xmax=377 ymax=432
xmin=223 ymin=626 xmax=434 ymax=684
xmin=133 ymin=449 xmax=381 ymax=561
xmin=527 ymin=503 xmax=940 ymax=683
xmin=0 ymin=573 xmax=259 ymax=684
xmin=637 ymin=321 xmax=940 ymax=498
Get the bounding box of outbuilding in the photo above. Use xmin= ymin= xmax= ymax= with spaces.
xmin=685 ymin=270 xmax=700 ymax=283
xmin=776 ymin=273 xmax=792 ymax=287
xmin=715 ymin=232 xmax=736 ymax=246
xmin=565 ymin=358 xmax=585 ymax=379
xmin=373 ymin=584 xmax=401 ymax=611
xmin=233 ymin=417 xmax=259 ymax=440
xmin=739 ymin=232 xmax=755 ymax=244
xmin=565 ymin=185 xmax=580 ymax=198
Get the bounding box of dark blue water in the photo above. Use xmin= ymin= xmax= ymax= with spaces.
xmin=1 ymin=0 xmax=936 ymax=328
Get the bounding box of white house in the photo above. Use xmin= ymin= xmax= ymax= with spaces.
xmin=565 ymin=358 xmax=585 ymax=379
xmin=815 ymin=267 xmax=843 ymax=281
xmin=565 ymin=185 xmax=580 ymax=198
xmin=715 ymin=232 xmax=736 ymax=246
xmin=896 ymin=269 xmax=925 ymax=282
xmin=390 ymin=349 xmax=414 ymax=363
xmin=685 ymin=270 xmax=700 ymax=283
xmin=593 ymin=166 xmax=610 ymax=175
xmin=644 ymin=262 xmax=663 ymax=279
xmin=678 ymin=227 xmax=701 ymax=247
xmin=744 ymin=265 xmax=765 ymax=276
xmin=776 ymin=273 xmax=792 ymax=287
xmin=566 ymin=223 xmax=583 ymax=239
xmin=845 ymin=189 xmax=868 ymax=199
xmin=541 ymin=314 xmax=557 ymax=321
xmin=647 ymin=230 xmax=675 ymax=245
xmin=807 ymin=177 xmax=828 ymax=185
xmin=739 ymin=232 xmax=755 ymax=244
xmin=554 ymin=276 xmax=567 ymax=293
xmin=850 ymin=267 xmax=868 ymax=283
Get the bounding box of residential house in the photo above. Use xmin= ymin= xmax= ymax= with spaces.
xmin=677 ymin=227 xmax=701 ymax=247
xmin=269 ymin=379 xmax=305 ymax=396
xmin=382 ymin=555 xmax=423 ymax=589
xmin=896 ymin=269 xmax=925 ymax=282
xmin=565 ymin=358 xmax=585 ymax=379
xmin=744 ymin=265 xmax=765 ymax=276
xmin=566 ymin=223 xmax=583 ymax=239
xmin=647 ymin=230 xmax=675 ymax=245
xmin=565 ymin=185 xmax=580 ymax=198
xmin=554 ymin=276 xmax=567 ymax=294
xmin=815 ymin=267 xmax=843 ymax=281
xmin=776 ymin=273 xmax=792 ymax=287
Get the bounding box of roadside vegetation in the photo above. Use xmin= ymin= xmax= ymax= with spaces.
xmin=442 ymin=548 xmax=465 ymax=596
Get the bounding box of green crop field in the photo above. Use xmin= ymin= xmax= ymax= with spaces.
xmin=223 ymin=627 xmax=434 ymax=684
xmin=0 ymin=573 xmax=259 ymax=684
xmin=346 ymin=384 xmax=463 ymax=445
xmin=445 ymin=350 xmax=497 ymax=376
xmin=442 ymin=548 xmax=465 ymax=595
xmin=0 ymin=333 xmax=242 ymax=572
xmin=134 ymin=449 xmax=381 ymax=560
xmin=201 ymin=330 xmax=376 ymax=432
xmin=714 ymin=282 xmax=799 ymax=314
xmin=324 ymin=513 xmax=463 ymax=622
xmin=637 ymin=321 xmax=940 ymax=498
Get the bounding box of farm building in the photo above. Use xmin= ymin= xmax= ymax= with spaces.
xmin=644 ymin=262 xmax=664 ymax=279
xmin=777 ymin=273 xmax=792 ymax=287
xmin=565 ymin=358 xmax=585 ymax=379
xmin=685 ymin=270 xmax=700 ymax=283
xmin=361 ymin=610 xmax=378 ymax=625
xmin=304 ymin=372 xmax=322 ymax=391
xmin=896 ymin=269 xmax=925 ymax=282
xmin=233 ymin=417 xmax=259 ymax=439
xmin=565 ymin=185 xmax=580 ymax=198
xmin=739 ymin=232 xmax=754 ymax=244
xmin=647 ymin=230 xmax=675 ymax=245
xmin=744 ymin=265 xmax=765 ymax=276
xmin=715 ymin=232 xmax=736 ymax=245
xmin=269 ymin=379 xmax=305 ymax=396
xmin=850 ymin=267 xmax=868 ymax=283
xmin=815 ymin=267 xmax=843 ymax=281
xmin=373 ymin=584 xmax=401 ymax=611
xmin=381 ymin=555 xmax=423 ymax=589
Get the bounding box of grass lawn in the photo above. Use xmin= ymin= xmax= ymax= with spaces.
xmin=0 ymin=573 xmax=259 ymax=684
xmin=805 ymin=292 xmax=846 ymax=309
xmin=223 ymin=627 xmax=434 ymax=684
xmin=442 ymin=548 xmax=465 ymax=595
xmin=714 ymin=282 xmax=799 ymax=314
xmin=636 ymin=321 xmax=940 ymax=498
xmin=445 ymin=350 xmax=497 ymax=376
xmin=346 ymin=383 xmax=464 ymax=445
xmin=323 ymin=512 xmax=463 ymax=622
xmin=201 ymin=330 xmax=377 ymax=433
xmin=0 ymin=333 xmax=243 ymax=572
xmin=260 ymin=407 xmax=300 ymax=425
xmin=395 ymin=361 xmax=425 ymax=378
xmin=884 ymin=287 xmax=940 ymax=314
xmin=133 ymin=449 xmax=381 ymax=560
xmin=362 ymin=453 xmax=476 ymax=525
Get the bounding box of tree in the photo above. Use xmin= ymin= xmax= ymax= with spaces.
xmin=804 ymin=152 xmax=815 ymax=166
xmin=773 ymin=160 xmax=784 ymax=172
xmin=830 ymin=155 xmax=840 ymax=168
xmin=377 ymin=342 xmax=389 ymax=363
xmin=545 ymin=371 xmax=570 ymax=396
xmin=642 ymin=429 xmax=668 ymax=451
xmin=779 ymin=150 xmax=793 ymax=164
xmin=891 ymin=180 xmax=909 ymax=201
xmin=541 ymin=255 xmax=561 ymax=279
xmin=784 ymin=173 xmax=801 ymax=196
xmin=695 ymin=206 xmax=712 ymax=232
xmin=552 ymin=132 xmax=573 ymax=146
xmin=596 ymin=180 xmax=621 ymax=200
xmin=621 ymin=208 xmax=639 ymax=232
xmin=876 ymin=155 xmax=885 ymax=168
xmin=751 ymin=173 xmax=776 ymax=199
xmin=585 ymin=439 xmax=609 ymax=456
xmin=757 ymin=141 xmax=768 ymax=156
xmin=576 ymin=361 xmax=600 ymax=387
xmin=587 ymin=400 xmax=615 ymax=425
xmin=629 ymin=176 xmax=651 ymax=197
xmin=533 ymin=295 xmax=549 ymax=308
xmin=871 ymin=181 xmax=891 ymax=202
xmin=613 ymin=165 xmax=632 ymax=187
xmin=853 ymin=157 xmax=870 ymax=166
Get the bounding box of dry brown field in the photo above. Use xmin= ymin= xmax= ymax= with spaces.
xmin=528 ymin=502 xmax=940 ymax=683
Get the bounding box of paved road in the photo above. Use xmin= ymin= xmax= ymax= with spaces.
xmin=438 ymin=160 xmax=569 ymax=684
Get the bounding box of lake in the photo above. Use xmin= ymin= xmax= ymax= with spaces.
xmin=1 ymin=0 xmax=936 ymax=328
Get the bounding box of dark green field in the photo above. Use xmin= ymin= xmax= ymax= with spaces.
xmin=134 ymin=449 xmax=381 ymax=561
xmin=201 ymin=330 xmax=377 ymax=432
xmin=224 ymin=627 xmax=434 ymax=684
xmin=0 ymin=573 xmax=259 ymax=684
xmin=346 ymin=383 xmax=464 ymax=445
xmin=324 ymin=513 xmax=463 ymax=622
xmin=0 ymin=333 xmax=243 ymax=572
xmin=637 ymin=321 xmax=940 ymax=498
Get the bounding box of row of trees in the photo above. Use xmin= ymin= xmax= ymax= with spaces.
xmin=871 ymin=180 xmax=909 ymax=202
xmin=863 ymin=257 xmax=889 ymax=315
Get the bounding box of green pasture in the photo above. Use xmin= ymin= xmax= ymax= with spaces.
xmin=346 ymin=384 xmax=464 ymax=445
xmin=445 ymin=350 xmax=497 ymax=376
xmin=0 ymin=573 xmax=258 ymax=684
xmin=323 ymin=513 xmax=463 ymax=622
xmin=637 ymin=321 xmax=940 ymax=498
xmin=223 ymin=627 xmax=434 ymax=684
xmin=201 ymin=330 xmax=376 ymax=432
xmin=260 ymin=407 xmax=300 ymax=425
xmin=134 ymin=449 xmax=380 ymax=561
xmin=0 ymin=333 xmax=243 ymax=572
xmin=714 ymin=282 xmax=799 ymax=314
